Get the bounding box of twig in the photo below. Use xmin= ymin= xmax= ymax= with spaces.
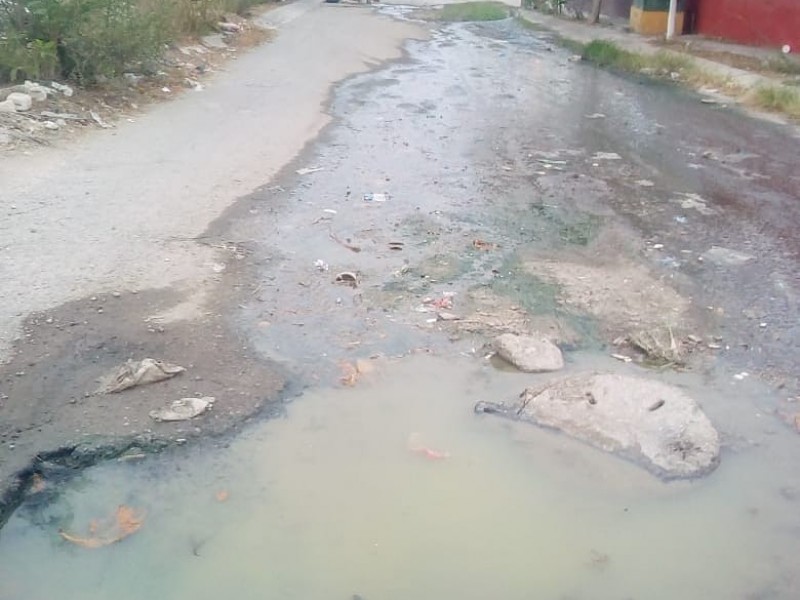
xmin=329 ymin=231 xmax=361 ymax=253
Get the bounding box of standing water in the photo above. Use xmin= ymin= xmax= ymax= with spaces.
xmin=1 ymin=354 xmax=798 ymax=599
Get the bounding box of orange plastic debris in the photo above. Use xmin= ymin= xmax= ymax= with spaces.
xmin=215 ymin=490 xmax=229 ymax=502
xmin=59 ymin=505 xmax=145 ymax=549
xmin=407 ymin=433 xmax=450 ymax=460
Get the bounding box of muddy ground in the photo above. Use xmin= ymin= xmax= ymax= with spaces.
xmin=2 ymin=5 xmax=800 ymax=526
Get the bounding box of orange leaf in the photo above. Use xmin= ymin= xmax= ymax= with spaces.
xmin=59 ymin=505 xmax=145 ymax=549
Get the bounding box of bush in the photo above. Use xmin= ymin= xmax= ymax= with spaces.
xmin=1 ymin=0 xmax=171 ymax=82
xmin=0 ymin=0 xmax=271 ymax=84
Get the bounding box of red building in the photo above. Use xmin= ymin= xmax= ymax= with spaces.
xmin=693 ymin=0 xmax=800 ymax=52
xmin=573 ymin=0 xmax=800 ymax=52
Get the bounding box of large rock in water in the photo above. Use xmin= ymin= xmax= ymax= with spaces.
xmin=493 ymin=333 xmax=564 ymax=372
xmin=477 ymin=374 xmax=720 ymax=479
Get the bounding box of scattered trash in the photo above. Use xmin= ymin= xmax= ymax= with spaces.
xmin=59 ymin=505 xmax=145 ymax=549
xmin=472 ymin=239 xmax=497 ymax=251
xmin=568 ymin=54 xmax=582 ymax=62
xmin=423 ymin=294 xmax=453 ymax=310
xmin=335 ymin=271 xmax=359 ymax=287
xmin=329 ymin=231 xmax=361 ymax=253
xmin=149 ymin=396 xmax=214 ymax=422
xmin=218 ymin=21 xmax=242 ymax=33
xmin=363 ymin=192 xmax=389 ymax=203
xmin=90 ymin=111 xmax=112 ymax=129
xmin=700 ymin=98 xmax=719 ymax=105
xmin=674 ymin=215 xmax=687 ymax=223
xmin=98 ymin=358 xmax=185 ymax=394
xmin=733 ymin=372 xmax=749 ymax=381
xmin=388 ymin=241 xmax=404 ymax=251
xmin=537 ymin=158 xmax=567 ymax=165
xmin=585 ymin=113 xmax=606 ymax=119
xmin=323 ymin=209 xmax=338 ymax=215
xmin=611 ymin=353 xmax=632 ymax=363
xmin=51 ymin=81 xmax=74 ymax=97
xmin=635 ymin=179 xmax=655 ymax=187
xmin=215 ymin=490 xmax=229 ymax=502
xmin=592 ymin=152 xmax=622 ymax=161
xmin=296 ymin=166 xmax=324 ymax=176
xmin=407 ymin=433 xmax=449 ymax=460
xmin=314 ymin=259 xmax=329 ymax=272
xmin=628 ymin=327 xmax=683 ymax=366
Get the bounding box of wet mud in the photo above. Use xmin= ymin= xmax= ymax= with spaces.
xmin=2 ymin=9 xmax=800 ymax=556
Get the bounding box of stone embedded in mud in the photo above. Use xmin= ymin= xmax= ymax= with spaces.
xmin=493 ymin=333 xmax=564 ymax=373
xmin=509 ymin=374 xmax=721 ymax=479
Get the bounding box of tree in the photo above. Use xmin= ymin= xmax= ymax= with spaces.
xmin=590 ymin=0 xmax=602 ymax=23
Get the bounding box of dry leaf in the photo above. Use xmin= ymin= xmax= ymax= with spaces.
xmin=339 ymin=362 xmax=359 ymax=386
xmin=59 ymin=505 xmax=145 ymax=549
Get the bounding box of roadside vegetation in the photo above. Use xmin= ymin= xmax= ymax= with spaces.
xmin=436 ymin=1 xmax=510 ymax=22
xmin=0 ymin=0 xmax=269 ymax=84
xmin=750 ymin=84 xmax=800 ymax=119
xmin=581 ymin=39 xmax=799 ymax=121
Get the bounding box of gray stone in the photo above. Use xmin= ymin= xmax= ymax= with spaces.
xmin=0 ymin=99 xmax=17 ymax=113
xmin=22 ymin=81 xmax=48 ymax=102
xmin=476 ymin=374 xmax=720 ymax=479
xmin=493 ymin=333 xmax=564 ymax=372
xmin=6 ymin=92 xmax=32 ymax=112
xmin=201 ymin=33 xmax=228 ymax=49
xmin=702 ymin=246 xmax=754 ymax=266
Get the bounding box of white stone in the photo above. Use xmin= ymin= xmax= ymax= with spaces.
xmin=493 ymin=333 xmax=564 ymax=372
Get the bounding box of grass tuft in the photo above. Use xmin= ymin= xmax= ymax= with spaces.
xmin=751 ymin=84 xmax=800 ymax=118
xmin=436 ymin=2 xmax=510 ymax=22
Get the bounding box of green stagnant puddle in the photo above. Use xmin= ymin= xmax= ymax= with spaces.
xmin=1 ymin=353 xmax=799 ymax=599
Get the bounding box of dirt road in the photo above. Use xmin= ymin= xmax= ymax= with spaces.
xmin=0 ymin=0 xmax=423 ymax=520
xmin=2 ymin=1 xmax=800 ymax=532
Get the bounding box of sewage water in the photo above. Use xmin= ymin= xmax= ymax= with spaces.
xmin=1 ymin=355 xmax=799 ymax=599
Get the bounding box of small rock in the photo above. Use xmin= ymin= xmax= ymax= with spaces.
xmin=7 ymin=92 xmax=32 ymax=112
xmin=43 ymin=121 xmax=59 ymax=130
xmin=702 ymin=246 xmax=754 ymax=267
xmin=201 ymin=33 xmax=228 ymax=49
xmin=493 ymin=333 xmax=564 ymax=373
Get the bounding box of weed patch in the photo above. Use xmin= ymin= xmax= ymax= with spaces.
xmin=0 ymin=0 xmax=273 ymax=84
xmin=436 ymin=2 xmax=509 ymax=22
xmin=750 ymin=84 xmax=800 ymax=118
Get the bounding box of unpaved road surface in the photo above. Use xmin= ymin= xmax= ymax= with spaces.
xmin=2 ymin=1 xmax=800 ymax=527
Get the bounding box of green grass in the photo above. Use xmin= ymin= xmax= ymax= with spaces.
xmin=766 ymin=56 xmax=800 ymax=76
xmin=751 ymin=84 xmax=800 ymax=118
xmin=436 ymin=2 xmax=510 ymax=22
xmin=581 ymin=39 xmax=646 ymax=70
